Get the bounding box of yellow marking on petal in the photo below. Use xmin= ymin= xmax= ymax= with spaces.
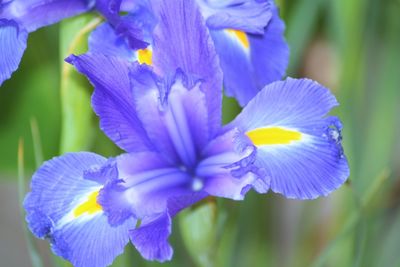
xmin=226 ymin=29 xmax=250 ymax=49
xmin=138 ymin=48 xmax=153 ymax=65
xmin=246 ymin=127 xmax=302 ymax=146
xmin=73 ymin=191 xmax=102 ymax=218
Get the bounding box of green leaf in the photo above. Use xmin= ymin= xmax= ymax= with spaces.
xmin=374 ymin=208 xmax=400 ymax=267
xmin=18 ymin=139 xmax=45 ymax=267
xmin=59 ymin=14 xmax=102 ymax=154
xmin=180 ymin=200 xmax=218 ymax=267
xmin=310 ymin=169 xmax=390 ymax=267
xmin=221 ymin=95 xmax=241 ymax=125
xmin=30 ymin=117 xmax=44 ymax=168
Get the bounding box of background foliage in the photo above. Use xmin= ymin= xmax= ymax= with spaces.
xmin=0 ymin=0 xmax=399 ymax=266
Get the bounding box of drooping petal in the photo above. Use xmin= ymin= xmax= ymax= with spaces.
xmin=151 ymin=0 xmax=223 ymax=137
xmin=196 ymin=0 xmax=272 ymax=34
xmin=230 ymin=78 xmax=350 ymax=199
xmin=0 ymin=19 xmax=27 ymax=86
xmin=66 ymin=53 xmax=154 ymax=153
xmin=129 ymin=192 xmax=207 ymax=262
xmin=210 ymin=4 xmax=289 ymax=106
xmin=0 ymin=0 xmax=92 ymax=32
xmin=130 ymin=66 xmax=210 ymax=167
xmin=24 ymin=152 xmax=136 ymax=267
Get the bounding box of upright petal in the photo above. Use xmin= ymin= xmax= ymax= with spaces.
xmin=0 ymin=0 xmax=92 ymax=32
xmin=130 ymin=66 xmax=211 ymax=167
xmin=230 ymin=78 xmax=349 ymax=199
xmin=0 ymin=19 xmax=27 ymax=86
xmin=66 ymin=53 xmax=154 ymax=153
xmin=196 ymin=0 xmax=272 ymax=34
xmin=210 ymin=4 xmax=289 ymax=106
xmin=24 ymin=152 xmax=136 ymax=267
xmin=150 ymin=0 xmax=223 ymax=137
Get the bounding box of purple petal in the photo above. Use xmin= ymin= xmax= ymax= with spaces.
xmin=151 ymin=0 xmax=223 ymax=137
xmin=196 ymin=0 xmax=272 ymax=34
xmin=130 ymin=65 xmax=180 ymax=163
xmin=197 ymin=128 xmax=263 ymax=200
xmin=250 ymin=5 xmax=289 ymax=91
xmin=66 ymin=53 xmax=154 ymax=153
xmin=89 ymin=5 xmax=156 ymax=59
xmin=95 ymin=0 xmax=122 ymax=25
xmin=83 ymin=157 xmax=119 ymax=184
xmin=210 ymin=4 xmax=289 ymax=106
xmin=24 ymin=152 xmax=136 ymax=267
xmin=130 ymin=66 xmax=210 ymax=167
xmin=130 ymin=191 xmax=207 ymax=262
xmin=230 ymin=78 xmax=350 ymax=199
xmin=130 ymin=212 xmax=173 ymax=262
xmin=100 ymin=152 xmax=193 ymax=222
xmin=0 ymin=0 xmax=92 ymax=32
xmin=0 ymin=19 xmax=27 ymax=86
xmin=51 ymin=214 xmax=134 ymax=267
xmin=88 ymin=22 xmax=134 ymax=61
xmin=96 ymin=0 xmax=149 ymax=49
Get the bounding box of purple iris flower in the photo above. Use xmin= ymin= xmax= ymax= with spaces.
xmin=0 ymin=0 xmax=144 ymax=86
xmin=87 ymin=0 xmax=289 ymax=107
xmin=23 ymin=0 xmax=349 ymax=266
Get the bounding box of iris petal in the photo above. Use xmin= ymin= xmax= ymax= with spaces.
xmin=130 ymin=66 xmax=210 ymax=167
xmin=0 ymin=19 xmax=27 ymax=86
xmin=66 ymin=53 xmax=154 ymax=153
xmin=24 ymin=152 xmax=136 ymax=267
xmin=130 ymin=192 xmax=207 ymax=262
xmin=231 ymin=78 xmax=349 ymax=199
xmin=0 ymin=0 xmax=92 ymax=32
xmin=198 ymin=128 xmax=262 ymax=200
xmin=151 ymin=0 xmax=223 ymax=137
xmin=99 ymin=152 xmax=193 ymax=222
xmin=89 ymin=22 xmax=134 ymax=61
xmin=210 ymin=4 xmax=289 ymax=106
xmin=130 ymin=212 xmax=173 ymax=262
xmin=96 ymin=0 xmax=150 ymax=49
xmin=196 ymin=0 xmax=272 ymax=34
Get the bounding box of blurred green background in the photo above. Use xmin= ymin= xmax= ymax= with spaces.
xmin=1 ymin=0 xmax=399 ymax=266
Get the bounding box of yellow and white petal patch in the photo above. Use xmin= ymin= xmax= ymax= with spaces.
xmin=137 ymin=47 xmax=153 ymax=65
xmin=225 ymin=29 xmax=250 ymax=50
xmin=246 ymin=127 xmax=302 ymax=146
xmin=73 ymin=190 xmax=102 ymax=218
